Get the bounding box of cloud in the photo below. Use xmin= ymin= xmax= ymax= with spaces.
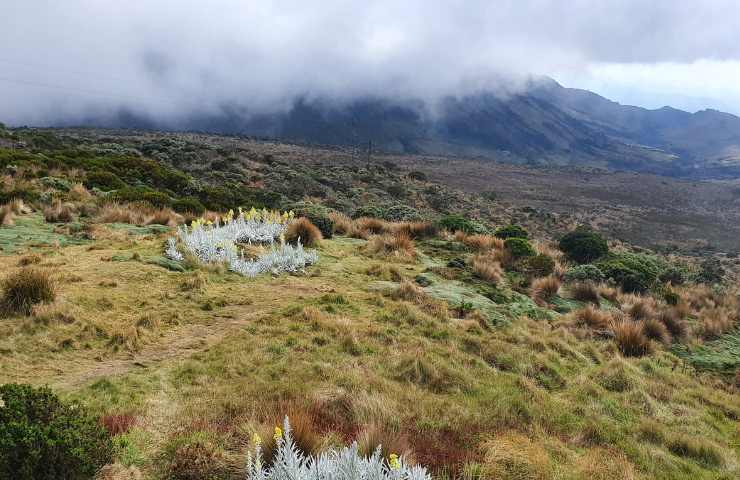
xmin=2 ymin=0 xmax=740 ymax=125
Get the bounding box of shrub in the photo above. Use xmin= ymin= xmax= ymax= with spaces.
xmin=111 ymin=187 xmax=171 ymax=208
xmin=84 ymin=170 xmax=126 ymax=191
xmin=1 ymin=267 xmax=56 ymax=315
xmin=493 ymin=224 xmax=528 ymax=240
xmin=383 ymin=204 xmax=423 ymax=222
xmin=437 ymin=214 xmax=481 ymax=234
xmin=285 ymin=218 xmax=323 ymax=247
xmin=0 ymin=383 xmax=112 ymax=479
xmin=172 ymin=197 xmax=206 ymax=215
xmin=558 ymin=227 xmax=608 ymax=264
xmin=504 ymin=237 xmax=536 ymax=259
xmin=564 ymin=264 xmax=605 ymax=284
xmin=596 ymin=252 xmax=663 ymax=293
xmin=659 ymin=265 xmax=687 ymax=285
xmin=287 ymin=202 xmax=335 ymax=239
xmin=519 ymin=254 xmax=555 ymax=277
xmin=611 ymin=320 xmax=652 ymax=357
xmin=352 ymin=204 xmax=386 ymax=219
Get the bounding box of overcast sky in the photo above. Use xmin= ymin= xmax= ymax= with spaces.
xmin=2 ymin=0 xmax=740 ymax=126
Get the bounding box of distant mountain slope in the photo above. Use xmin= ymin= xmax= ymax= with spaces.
xmin=60 ymin=79 xmax=740 ymax=179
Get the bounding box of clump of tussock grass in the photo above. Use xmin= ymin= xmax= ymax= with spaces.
xmin=573 ymin=305 xmax=611 ymax=330
xmin=180 ymin=271 xmax=208 ymax=293
xmin=569 ymin=282 xmax=601 ymax=304
xmin=394 ymin=354 xmax=467 ymax=393
xmin=1 ymin=267 xmax=56 ymax=315
xmin=642 ymin=317 xmax=671 ymax=344
xmin=356 ymin=424 xmax=414 ymax=463
xmin=365 ymin=231 xmax=415 ymax=260
xmin=611 ymin=319 xmax=653 ymax=357
xmin=462 ymin=234 xmax=501 ymax=251
xmin=95 ymin=203 xmax=147 ymax=224
xmin=481 ymin=431 xmax=553 ymax=480
xmin=657 ymin=307 xmax=688 ymax=340
xmin=391 ymin=280 xmax=448 ymax=319
xmin=531 ymin=276 xmax=561 ymax=303
xmin=366 ymin=263 xmax=402 ymax=282
xmin=390 ymin=221 xmax=438 ymax=239
xmin=625 ymin=297 xmax=656 ymax=321
xmin=43 ymin=201 xmax=75 ymax=223
xmin=328 ymin=212 xmax=353 ymax=235
xmin=699 ymin=307 xmax=736 ymax=339
xmin=0 ymin=204 xmax=15 ymax=226
xmin=18 ymin=253 xmax=42 ymax=266
xmin=67 ymin=183 xmax=92 ymax=201
xmin=145 ymin=207 xmax=182 ymax=227
xmin=666 ymin=434 xmax=724 ymax=467
xmin=353 ymin=217 xmax=387 ymax=237
xmin=285 ymin=217 xmax=323 ymax=247
xmin=471 ymin=253 xmax=503 ymax=284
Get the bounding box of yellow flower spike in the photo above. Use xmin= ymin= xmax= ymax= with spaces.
xmin=273 ymin=426 xmax=283 ymax=442
xmin=252 ymin=432 xmax=262 ymax=446
xmin=389 ymin=453 xmax=400 ymax=470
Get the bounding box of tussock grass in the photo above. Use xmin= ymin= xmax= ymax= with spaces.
xmin=391 ymin=280 xmax=448 ymax=319
xmin=285 ymin=217 xmax=323 ymax=247
xmin=353 ymin=217 xmax=387 ymax=237
xmin=1 ymin=267 xmax=56 ymax=315
xmin=611 ymin=320 xmax=653 ymax=357
xmin=481 ymin=432 xmax=553 ymax=480
xmin=365 ymin=231 xmax=415 ymax=260
xmin=328 ymin=212 xmax=353 ymax=235
xmin=658 ymin=307 xmax=688 ymax=340
xmin=642 ymin=317 xmax=671 ymax=344
xmin=699 ymin=307 xmax=736 ymax=339
xmin=569 ymin=282 xmax=601 ymax=304
xmin=366 ymin=263 xmax=402 ymax=282
xmin=0 ymin=204 xmax=15 ymax=226
xmin=356 ymin=424 xmax=414 ymax=462
xmin=43 ymin=201 xmax=75 ymax=223
xmin=462 ymin=234 xmax=501 ymax=251
xmin=471 ymin=253 xmax=503 ymax=284
xmin=573 ymin=305 xmax=611 ymax=329
xmin=68 ymin=182 xmax=92 ymax=201
xmin=666 ymin=434 xmax=724 ymax=467
xmin=531 ymin=276 xmax=561 ymax=303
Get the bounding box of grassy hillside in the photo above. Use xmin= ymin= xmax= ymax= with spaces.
xmin=0 ymin=126 xmax=737 ymax=479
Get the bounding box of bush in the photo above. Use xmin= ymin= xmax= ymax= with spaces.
xmin=494 ymin=224 xmax=528 ymax=240
xmin=558 ymin=227 xmax=608 ymax=264
xmin=383 ymin=204 xmax=423 ymax=222
xmin=285 ymin=218 xmax=323 ymax=247
xmin=564 ymin=264 xmax=605 ymax=284
xmin=596 ymin=252 xmax=663 ymax=293
xmin=0 ymin=383 xmax=112 ymax=479
xmin=504 ymin=237 xmax=536 ymax=259
xmin=84 ymin=171 xmax=126 ymax=191
xmin=1 ymin=268 xmax=56 ymax=315
xmin=172 ymin=197 xmax=205 ymax=215
xmin=287 ymin=202 xmax=335 ymax=239
xmin=439 ymin=215 xmax=477 ymax=233
xmin=111 ymin=187 xmax=171 ymax=208
xmin=519 ymin=254 xmax=555 ymax=277
xmin=352 ymin=204 xmax=386 ymax=219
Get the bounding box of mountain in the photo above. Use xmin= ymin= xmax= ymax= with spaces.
xmin=67 ymin=79 xmax=740 ymax=179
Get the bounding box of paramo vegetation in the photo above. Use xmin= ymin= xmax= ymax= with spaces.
xmin=0 ymin=126 xmax=737 ymax=480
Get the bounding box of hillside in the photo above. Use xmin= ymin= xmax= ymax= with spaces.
xmin=0 ymin=126 xmax=737 ymax=479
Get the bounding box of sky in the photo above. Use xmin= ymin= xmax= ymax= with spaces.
xmin=2 ymin=0 xmax=740 ymax=126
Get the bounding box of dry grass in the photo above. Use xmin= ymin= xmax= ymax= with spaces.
xmin=0 ymin=267 xmax=56 ymax=315
xmin=573 ymin=305 xmax=611 ymax=330
xmin=100 ymin=412 xmax=137 ymax=436
xmin=471 ymin=253 xmax=503 ymax=284
xmin=699 ymin=307 xmax=736 ymax=339
xmin=285 ymin=217 xmax=323 ymax=247
xmin=68 ymin=183 xmax=92 ymax=201
xmin=366 ymin=263 xmax=402 ymax=282
xmin=0 ymin=204 xmax=14 ymax=226
xmin=353 ymin=217 xmax=387 ymax=237
xmin=145 ymin=208 xmax=182 ymax=227
xmin=481 ymin=432 xmax=553 ymax=480
xmin=657 ymin=307 xmax=688 ymax=340
xmin=95 ymin=203 xmax=148 ymax=225
xmin=365 ymin=231 xmax=415 ymax=260
xmin=96 ymin=463 xmax=143 ymax=480
xmin=43 ymin=201 xmax=75 ymax=223
xmin=598 ymin=285 xmax=620 ymax=304
xmin=328 ymin=212 xmax=353 ymax=235
xmin=642 ymin=318 xmax=672 ymax=344
xmin=531 ymin=276 xmax=561 ymax=303
xmin=611 ymin=320 xmax=653 ymax=357
xmin=625 ymin=297 xmax=656 ymax=321
xmin=356 ymin=424 xmax=414 ymax=462
xmin=18 ymin=253 xmax=42 ymax=266
xmin=390 ymin=221 xmax=438 ymax=239
xmin=462 ymin=234 xmax=501 ymax=251
xmin=392 ymin=280 xmax=449 ymax=319
xmin=569 ymin=282 xmax=601 ymax=304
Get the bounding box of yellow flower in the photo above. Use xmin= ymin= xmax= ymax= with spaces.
xmin=389 ymin=453 xmax=400 ymax=470
xmin=252 ymin=432 xmax=262 ymax=446
xmin=273 ymin=426 xmax=283 ymax=442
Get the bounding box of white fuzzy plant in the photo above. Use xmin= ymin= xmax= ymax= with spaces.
xmin=247 ymin=417 xmax=432 ymax=480
xmin=165 ymin=210 xmax=318 ymax=277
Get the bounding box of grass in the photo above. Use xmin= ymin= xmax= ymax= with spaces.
xmin=0 ymin=222 xmax=737 ymax=479
xmin=1 ymin=267 xmax=56 ymax=315
xmin=285 ymin=217 xmax=323 ymax=247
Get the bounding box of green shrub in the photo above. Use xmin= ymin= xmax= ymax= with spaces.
xmin=695 ymin=257 xmax=725 ymax=285
xmin=494 ymin=224 xmax=528 ymax=240
xmin=40 ymin=176 xmax=72 ymax=191
xmin=438 ymin=214 xmax=487 ymax=234
xmin=519 ymin=254 xmax=555 ymax=277
xmin=352 ymin=204 xmax=386 ymax=219
xmin=0 ymin=187 xmax=40 ymax=204
xmin=0 ymin=383 xmax=112 ymax=479
xmin=558 ymin=227 xmax=608 ymax=264
xmin=172 ymin=197 xmax=206 ymax=215
xmin=286 ymin=202 xmax=334 ymax=239
xmin=596 ymin=252 xmax=664 ymax=293
xmin=84 ymin=171 xmax=126 ymax=191
xmin=383 ymin=204 xmax=423 ymax=222
xmin=111 ymin=187 xmax=171 ymax=208
xmin=658 ymin=265 xmax=688 ymax=285
xmin=504 ymin=238 xmax=536 ymax=259
xmin=564 ymin=264 xmax=605 ymax=284
xmin=198 ymin=184 xmax=280 ymax=212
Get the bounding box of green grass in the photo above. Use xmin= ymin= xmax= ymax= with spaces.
xmin=673 ymin=329 xmax=740 ymax=376
xmin=0 ymin=213 xmax=87 ymax=254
